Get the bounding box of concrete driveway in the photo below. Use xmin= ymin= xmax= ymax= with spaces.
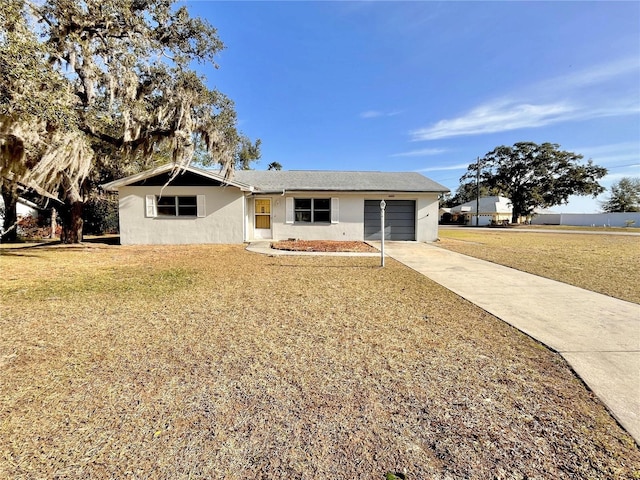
xmin=373 ymin=241 xmax=640 ymax=444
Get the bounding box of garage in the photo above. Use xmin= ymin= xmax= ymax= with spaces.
xmin=364 ymin=200 xmax=416 ymax=240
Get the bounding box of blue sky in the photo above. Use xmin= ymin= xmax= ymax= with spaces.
xmin=185 ymin=1 xmax=639 ymax=213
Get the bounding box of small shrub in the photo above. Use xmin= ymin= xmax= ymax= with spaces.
xmin=83 ymin=195 xmax=119 ymax=235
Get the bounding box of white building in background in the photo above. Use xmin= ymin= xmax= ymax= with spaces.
xmin=448 ymin=196 xmax=513 ymax=226
xmin=532 ymin=212 xmax=640 ymax=228
xmin=0 ymin=197 xmax=40 ymax=230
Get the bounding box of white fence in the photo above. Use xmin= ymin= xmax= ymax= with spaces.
xmin=532 ymin=212 xmax=640 ymax=227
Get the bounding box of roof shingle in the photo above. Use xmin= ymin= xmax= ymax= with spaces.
xmin=233 ymin=170 xmax=449 ymax=193
xmin=102 ymin=164 xmax=450 ymax=194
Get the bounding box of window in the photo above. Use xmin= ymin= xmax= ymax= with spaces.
xmin=313 ymin=198 xmax=331 ymax=222
xmin=294 ymin=198 xmax=331 ymax=223
xmin=294 ymin=198 xmax=311 ymax=222
xmin=145 ymin=195 xmax=205 ymax=218
xmin=156 ymin=196 xmax=198 ymax=217
xmin=286 ymin=197 xmax=338 ymax=224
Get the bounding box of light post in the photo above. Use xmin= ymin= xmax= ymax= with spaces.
xmin=475 ymin=157 xmax=480 ymax=227
xmin=380 ymin=199 xmax=386 ymax=267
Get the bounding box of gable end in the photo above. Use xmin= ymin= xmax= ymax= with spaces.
xmin=130 ymin=170 xmax=228 ymax=187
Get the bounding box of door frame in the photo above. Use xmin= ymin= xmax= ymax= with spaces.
xmin=254 ymin=197 xmax=272 ymax=239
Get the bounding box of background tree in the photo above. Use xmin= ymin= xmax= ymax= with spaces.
xmin=441 ymin=181 xmax=494 ymax=208
xmin=191 ymin=135 xmax=261 ymax=172
xmin=462 ymin=142 xmax=607 ymax=223
xmin=601 ymin=177 xmax=640 ymax=213
xmin=1 ymin=0 xmax=258 ymax=242
xmin=234 ymin=137 xmax=262 ymax=171
xmin=267 ymin=161 xmax=283 ymax=171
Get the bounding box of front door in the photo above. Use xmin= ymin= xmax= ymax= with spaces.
xmin=254 ymin=198 xmax=272 ymax=239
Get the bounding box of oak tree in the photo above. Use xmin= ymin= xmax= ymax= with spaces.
xmin=1 ymin=0 xmax=258 ymax=242
xmin=441 ymin=181 xmax=494 ymax=208
xmin=0 ymin=0 xmax=76 ymax=240
xmin=461 ymin=142 xmax=607 ymax=223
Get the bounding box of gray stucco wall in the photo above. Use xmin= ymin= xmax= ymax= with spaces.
xmin=118 ymin=185 xmax=245 ymax=245
xmin=415 ymin=194 xmax=441 ymax=242
xmin=117 ymin=187 xmax=442 ymax=244
xmin=246 ymin=193 xmax=441 ymax=242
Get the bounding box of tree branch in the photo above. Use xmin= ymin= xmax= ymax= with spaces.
xmin=78 ymin=124 xmax=174 ymax=149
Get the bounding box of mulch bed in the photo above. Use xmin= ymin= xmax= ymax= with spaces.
xmin=271 ymin=239 xmax=378 ymax=252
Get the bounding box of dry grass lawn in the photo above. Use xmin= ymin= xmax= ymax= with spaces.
xmin=438 ymin=229 xmax=640 ymax=304
xmin=1 ymin=243 xmax=638 ymax=479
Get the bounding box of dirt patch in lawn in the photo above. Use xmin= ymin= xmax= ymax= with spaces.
xmin=1 ymin=244 xmax=638 ymax=478
xmin=271 ymin=239 xmax=377 ymax=252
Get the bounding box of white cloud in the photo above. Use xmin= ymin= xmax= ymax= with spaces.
xmin=417 ymin=162 xmax=470 ymax=172
xmin=391 ymin=148 xmax=447 ymax=157
xmin=360 ymin=109 xmax=403 ymax=119
xmin=360 ymin=110 xmax=383 ymax=119
xmin=575 ymin=141 xmax=640 ymax=156
xmin=411 ymin=57 xmax=640 ymax=140
xmin=541 ymin=57 xmax=640 ymax=92
xmin=411 ymin=98 xmax=639 ymax=141
xmin=411 ymin=101 xmax=578 ymax=140
xmin=572 ymin=141 xmax=640 ymax=165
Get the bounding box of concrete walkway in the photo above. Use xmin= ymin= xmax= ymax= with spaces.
xmin=371 ymin=241 xmax=640 ymax=444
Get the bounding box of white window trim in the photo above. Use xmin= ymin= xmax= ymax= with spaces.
xmin=145 ymin=195 xmax=157 ymax=218
xmin=197 ymin=195 xmax=206 ymax=217
xmin=285 ymin=197 xmax=294 ymax=224
xmin=331 ymin=197 xmax=339 ymax=224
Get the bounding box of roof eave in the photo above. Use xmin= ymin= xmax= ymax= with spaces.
xmin=101 ymin=164 xmax=253 ymax=192
xmin=251 ymin=188 xmax=450 ymax=194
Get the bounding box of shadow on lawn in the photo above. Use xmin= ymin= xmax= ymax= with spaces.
xmin=0 ymin=235 xmax=120 ymax=253
xmin=270 ymin=262 xmax=381 ymax=269
xmin=83 ymin=235 xmax=120 ymax=245
xmin=0 ymin=250 xmax=43 ymax=258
